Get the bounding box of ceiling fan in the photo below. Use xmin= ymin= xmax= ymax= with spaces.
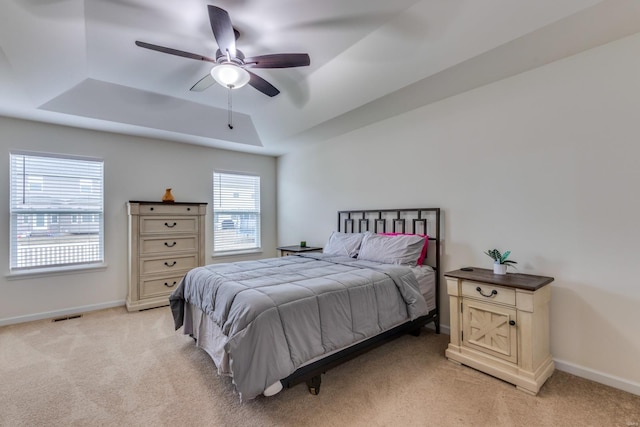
xmin=135 ymin=5 xmax=310 ymax=98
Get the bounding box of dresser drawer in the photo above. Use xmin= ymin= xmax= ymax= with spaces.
xmin=140 ymin=236 xmax=197 ymax=255
xmin=138 ymin=204 xmax=200 ymax=215
xmin=140 ymin=274 xmax=184 ymax=299
xmin=140 ymin=254 xmax=198 ymax=275
xmin=461 ymin=281 xmax=516 ymax=306
xmin=140 ymin=217 xmax=197 ymax=234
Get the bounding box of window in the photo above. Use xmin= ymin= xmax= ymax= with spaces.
xmin=10 ymin=152 xmax=104 ymax=271
xmin=213 ymin=172 xmax=260 ymax=254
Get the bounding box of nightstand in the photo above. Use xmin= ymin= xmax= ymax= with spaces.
xmin=444 ymin=268 xmax=554 ymax=395
xmin=277 ymin=245 xmax=323 ymax=257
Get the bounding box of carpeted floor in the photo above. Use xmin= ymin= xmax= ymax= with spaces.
xmin=1 ymin=306 xmax=639 ymax=427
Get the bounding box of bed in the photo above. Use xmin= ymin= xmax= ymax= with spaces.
xmin=169 ymin=208 xmax=441 ymax=400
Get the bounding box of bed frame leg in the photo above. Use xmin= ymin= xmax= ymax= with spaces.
xmin=306 ymin=375 xmax=322 ymax=395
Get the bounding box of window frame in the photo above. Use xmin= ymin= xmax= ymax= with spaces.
xmin=212 ymin=171 xmax=261 ymax=256
xmin=9 ymin=151 xmax=105 ymax=274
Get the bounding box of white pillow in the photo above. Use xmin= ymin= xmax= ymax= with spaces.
xmin=323 ymin=232 xmax=367 ymax=257
xmin=357 ymin=233 xmax=425 ymax=266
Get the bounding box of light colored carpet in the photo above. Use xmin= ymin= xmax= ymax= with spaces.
xmin=1 ymin=306 xmax=639 ymax=427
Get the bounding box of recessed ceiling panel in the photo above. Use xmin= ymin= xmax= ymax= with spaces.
xmin=39 ymin=78 xmax=262 ymax=146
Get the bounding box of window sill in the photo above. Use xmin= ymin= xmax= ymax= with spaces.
xmin=6 ymin=263 xmax=108 ymax=280
xmin=212 ymin=249 xmax=263 ymax=258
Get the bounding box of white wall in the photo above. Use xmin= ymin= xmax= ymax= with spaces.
xmin=277 ymin=33 xmax=640 ymax=394
xmin=0 ymin=118 xmax=277 ymax=324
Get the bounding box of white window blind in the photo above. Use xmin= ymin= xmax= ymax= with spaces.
xmin=10 ymin=152 xmax=104 ymax=271
xmin=213 ymin=172 xmax=261 ymax=253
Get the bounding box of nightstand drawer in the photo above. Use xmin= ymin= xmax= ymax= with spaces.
xmin=140 ymin=217 xmax=197 ymax=234
xmin=461 ymin=281 xmax=516 ymax=306
xmin=140 ymin=254 xmax=198 ymax=275
xmin=140 ymin=236 xmax=197 ymax=255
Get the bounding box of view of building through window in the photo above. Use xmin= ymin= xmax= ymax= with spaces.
xmin=213 ymin=172 xmax=261 ymax=253
xmin=10 ymin=152 xmax=104 ymax=270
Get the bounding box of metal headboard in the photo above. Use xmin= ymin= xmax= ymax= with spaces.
xmin=337 ymin=207 xmax=440 ymax=267
xmin=337 ymin=207 xmax=441 ymax=318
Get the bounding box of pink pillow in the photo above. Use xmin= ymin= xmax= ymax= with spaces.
xmin=380 ymin=233 xmax=429 ymax=265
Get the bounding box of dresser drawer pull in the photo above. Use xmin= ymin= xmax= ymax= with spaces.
xmin=164 ymin=281 xmax=177 ymax=288
xmin=164 ymin=261 xmax=177 ymax=267
xmin=164 ymin=241 xmax=177 ymax=247
xmin=476 ymin=286 xmax=497 ymax=298
xmin=509 ymin=320 xmax=516 ymax=326
xmin=164 ymin=222 xmax=177 ymax=228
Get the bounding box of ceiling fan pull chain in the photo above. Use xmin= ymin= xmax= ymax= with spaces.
xmin=228 ymin=86 xmax=234 ymax=129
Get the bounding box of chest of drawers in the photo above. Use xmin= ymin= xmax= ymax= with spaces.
xmin=444 ymin=268 xmax=554 ymax=395
xmin=127 ymin=201 xmax=207 ymax=311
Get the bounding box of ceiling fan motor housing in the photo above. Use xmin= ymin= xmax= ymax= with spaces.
xmin=216 ymin=49 xmax=245 ymax=65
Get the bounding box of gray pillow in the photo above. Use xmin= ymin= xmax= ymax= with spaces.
xmin=323 ymin=231 xmax=368 ymax=257
xmin=357 ymin=233 xmax=425 ymax=265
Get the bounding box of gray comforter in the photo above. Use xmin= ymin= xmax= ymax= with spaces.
xmin=169 ymin=253 xmax=428 ymax=400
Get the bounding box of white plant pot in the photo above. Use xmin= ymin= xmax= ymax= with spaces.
xmin=493 ymin=263 xmax=507 ymax=275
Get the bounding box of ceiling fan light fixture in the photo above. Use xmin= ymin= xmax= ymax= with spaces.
xmin=210 ymin=63 xmax=250 ymax=89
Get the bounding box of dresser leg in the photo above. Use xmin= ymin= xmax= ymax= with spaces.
xmin=516 ymin=385 xmax=538 ymax=396
xmin=447 ymin=358 xmax=462 ymax=366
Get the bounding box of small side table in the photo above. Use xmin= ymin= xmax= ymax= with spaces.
xmin=444 ymin=267 xmax=554 ymax=395
xmin=277 ymin=245 xmax=323 ymax=257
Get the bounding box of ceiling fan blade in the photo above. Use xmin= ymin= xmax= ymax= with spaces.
xmin=244 ymin=53 xmax=310 ymax=69
xmin=208 ymin=5 xmax=236 ymax=58
xmin=135 ymin=41 xmax=217 ymax=63
xmin=247 ymin=71 xmax=280 ymax=97
xmin=190 ymin=74 xmax=215 ymax=92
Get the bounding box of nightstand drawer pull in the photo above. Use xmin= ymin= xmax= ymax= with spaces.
xmin=164 ymin=222 xmax=177 ymax=228
xmin=509 ymin=320 xmax=516 ymax=326
xmin=164 ymin=281 xmax=177 ymax=287
xmin=476 ymin=286 xmax=497 ymax=298
xmin=164 ymin=261 xmax=177 ymax=267
xmin=164 ymin=241 xmax=177 ymax=247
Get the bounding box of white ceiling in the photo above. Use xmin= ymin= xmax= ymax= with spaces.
xmin=1 ymin=0 xmax=640 ymax=156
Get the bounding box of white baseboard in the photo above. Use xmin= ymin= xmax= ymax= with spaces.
xmin=0 ymin=300 xmax=125 ymax=327
xmin=426 ymin=322 xmax=451 ymax=335
xmin=554 ymin=358 xmax=640 ymax=397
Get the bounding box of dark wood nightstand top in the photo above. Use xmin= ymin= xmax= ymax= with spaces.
xmin=277 ymin=245 xmax=323 ymax=253
xmin=444 ymin=268 xmax=554 ymax=291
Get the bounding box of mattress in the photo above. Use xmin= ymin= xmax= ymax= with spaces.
xmin=181 ymin=264 xmax=436 ymax=382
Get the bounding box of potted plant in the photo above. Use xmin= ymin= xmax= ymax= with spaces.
xmin=484 ymin=249 xmax=517 ymax=275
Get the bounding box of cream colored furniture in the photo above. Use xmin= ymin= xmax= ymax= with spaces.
xmin=444 ymin=268 xmax=554 ymax=395
xmin=127 ymin=201 xmax=207 ymax=311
